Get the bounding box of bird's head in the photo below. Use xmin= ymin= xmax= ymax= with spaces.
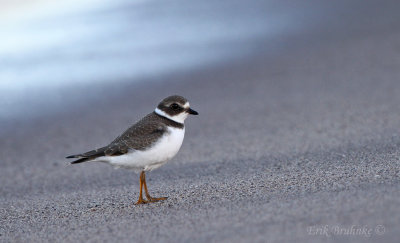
xmin=155 ymin=95 xmax=198 ymax=124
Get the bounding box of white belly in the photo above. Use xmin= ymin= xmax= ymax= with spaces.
xmin=96 ymin=127 xmax=185 ymax=172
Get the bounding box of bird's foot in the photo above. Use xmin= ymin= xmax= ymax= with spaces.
xmin=147 ymin=196 xmax=168 ymax=203
xmin=135 ymin=198 xmax=149 ymax=205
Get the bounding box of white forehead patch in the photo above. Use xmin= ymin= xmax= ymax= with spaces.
xmin=183 ymin=102 xmax=190 ymax=109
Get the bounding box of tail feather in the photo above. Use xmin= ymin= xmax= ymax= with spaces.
xmin=70 ymin=157 xmax=91 ymax=164
xmin=66 ymin=154 xmax=80 ymax=159
xmin=67 ymin=147 xmax=107 ymax=164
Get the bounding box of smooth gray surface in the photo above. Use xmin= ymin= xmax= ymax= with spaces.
xmin=1 ymin=1 xmax=400 ymax=242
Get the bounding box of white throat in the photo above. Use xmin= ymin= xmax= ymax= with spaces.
xmin=155 ymin=108 xmax=188 ymax=124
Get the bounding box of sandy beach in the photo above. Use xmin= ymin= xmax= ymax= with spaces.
xmin=1 ymin=0 xmax=400 ymax=242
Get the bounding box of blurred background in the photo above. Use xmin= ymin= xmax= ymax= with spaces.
xmin=3 ymin=0 xmax=393 ymax=123
xmin=1 ymin=0 xmax=284 ymax=121
xmin=1 ymin=0 xmax=400 ymax=242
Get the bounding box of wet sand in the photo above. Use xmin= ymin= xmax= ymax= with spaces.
xmin=1 ymin=0 xmax=400 ymax=242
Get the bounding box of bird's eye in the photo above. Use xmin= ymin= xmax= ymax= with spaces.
xmin=170 ymin=103 xmax=180 ymax=110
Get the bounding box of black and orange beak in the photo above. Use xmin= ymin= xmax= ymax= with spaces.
xmin=187 ymin=108 xmax=198 ymax=115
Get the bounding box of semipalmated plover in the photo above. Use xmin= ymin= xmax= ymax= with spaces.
xmin=66 ymin=95 xmax=198 ymax=204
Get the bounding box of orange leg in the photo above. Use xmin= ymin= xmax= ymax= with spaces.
xmin=142 ymin=171 xmax=168 ymax=203
xmin=135 ymin=171 xmax=148 ymax=205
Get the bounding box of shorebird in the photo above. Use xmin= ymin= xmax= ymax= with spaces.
xmin=66 ymin=95 xmax=198 ymax=204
